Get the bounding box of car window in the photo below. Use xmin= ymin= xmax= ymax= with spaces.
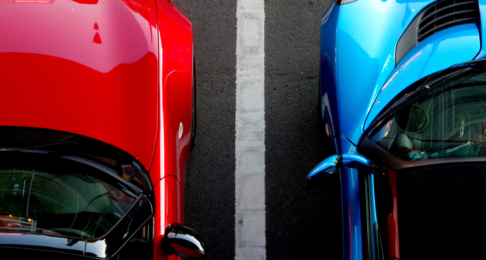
xmin=369 ymin=66 xmax=486 ymax=161
xmin=0 ymin=127 xmax=152 ymax=191
xmin=0 ymin=151 xmax=137 ymax=239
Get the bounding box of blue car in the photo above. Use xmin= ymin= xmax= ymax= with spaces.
xmin=308 ymin=0 xmax=486 ymax=259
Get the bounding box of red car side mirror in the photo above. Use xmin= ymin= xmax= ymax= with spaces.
xmin=161 ymin=223 xmax=206 ymax=259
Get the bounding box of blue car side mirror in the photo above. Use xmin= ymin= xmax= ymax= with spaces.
xmin=306 ymin=155 xmax=339 ymax=188
xmin=306 ymin=154 xmax=369 ymax=188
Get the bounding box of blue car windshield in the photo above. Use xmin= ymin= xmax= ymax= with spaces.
xmin=369 ymin=65 xmax=486 ymax=161
xmin=0 ymin=151 xmax=137 ymax=239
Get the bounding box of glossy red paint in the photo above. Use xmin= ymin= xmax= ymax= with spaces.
xmin=0 ymin=0 xmax=160 ymax=170
xmin=386 ymin=170 xmax=400 ymax=259
xmin=151 ymin=0 xmax=193 ymax=183
xmin=150 ymin=0 xmax=193 ymax=259
xmin=0 ymin=0 xmax=194 ymax=259
xmin=153 ymin=176 xmax=183 ymax=260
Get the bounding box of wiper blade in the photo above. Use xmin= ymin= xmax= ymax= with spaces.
xmin=0 ymin=141 xmax=79 ymax=152
xmin=392 ymin=67 xmax=473 ymax=111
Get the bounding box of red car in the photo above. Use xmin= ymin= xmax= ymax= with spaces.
xmin=0 ymin=0 xmax=204 ymax=259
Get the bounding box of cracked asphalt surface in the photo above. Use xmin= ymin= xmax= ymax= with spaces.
xmin=171 ymin=1 xmax=342 ymax=259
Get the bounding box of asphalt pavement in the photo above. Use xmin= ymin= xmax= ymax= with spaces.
xmin=171 ymin=1 xmax=342 ymax=259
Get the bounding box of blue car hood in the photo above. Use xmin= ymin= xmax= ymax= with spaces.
xmin=322 ymin=0 xmax=482 ymax=150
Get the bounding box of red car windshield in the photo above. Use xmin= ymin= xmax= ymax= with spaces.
xmin=0 ymin=151 xmax=137 ymax=239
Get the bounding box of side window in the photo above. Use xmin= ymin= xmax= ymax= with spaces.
xmin=115 ymin=221 xmax=153 ymax=260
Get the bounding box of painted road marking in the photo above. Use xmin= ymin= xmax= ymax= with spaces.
xmin=235 ymin=0 xmax=266 ymax=259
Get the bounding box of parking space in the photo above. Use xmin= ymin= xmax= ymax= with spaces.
xmin=172 ymin=1 xmax=342 ymax=259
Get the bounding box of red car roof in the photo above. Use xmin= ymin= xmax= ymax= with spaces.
xmin=0 ymin=0 xmax=159 ymax=169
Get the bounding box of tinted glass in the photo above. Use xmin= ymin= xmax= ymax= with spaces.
xmin=0 ymin=127 xmax=152 ymax=191
xmin=369 ymin=67 xmax=486 ymax=161
xmin=0 ymin=152 xmax=136 ymax=239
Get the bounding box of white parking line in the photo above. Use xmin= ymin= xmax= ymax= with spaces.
xmin=235 ymin=0 xmax=266 ymax=259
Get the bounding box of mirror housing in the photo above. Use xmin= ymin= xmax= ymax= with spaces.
xmin=161 ymin=223 xmax=206 ymax=259
xmin=306 ymin=154 xmax=369 ymax=188
xmin=306 ymin=155 xmax=339 ymax=188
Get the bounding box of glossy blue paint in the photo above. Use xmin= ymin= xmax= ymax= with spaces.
xmin=369 ymin=173 xmax=378 ymax=258
xmin=320 ymin=0 xmax=435 ymax=148
xmin=334 ymin=135 xmax=357 ymax=156
xmin=475 ymin=0 xmax=486 ymax=59
xmin=306 ymin=153 xmax=369 ymax=181
xmin=333 ymin=136 xmax=368 ymax=260
xmin=364 ymin=24 xmax=481 ymax=129
xmin=307 ymin=155 xmax=339 ymax=180
xmin=340 ymin=166 xmax=362 ymax=260
xmin=317 ymin=1 xmax=486 ymax=259
xmin=342 ymin=154 xmax=369 ymax=168
xmin=320 ymin=2 xmax=340 ymax=150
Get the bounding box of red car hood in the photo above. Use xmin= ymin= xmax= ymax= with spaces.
xmin=0 ymin=0 xmax=159 ymax=170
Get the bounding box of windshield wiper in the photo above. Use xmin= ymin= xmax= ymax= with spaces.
xmin=392 ymin=66 xmax=473 ymax=111
xmin=367 ymin=66 xmax=474 ymax=136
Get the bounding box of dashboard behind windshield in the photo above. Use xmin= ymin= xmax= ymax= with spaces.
xmin=369 ymin=65 xmax=486 ymax=161
xmin=0 ymin=151 xmax=137 ymax=239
